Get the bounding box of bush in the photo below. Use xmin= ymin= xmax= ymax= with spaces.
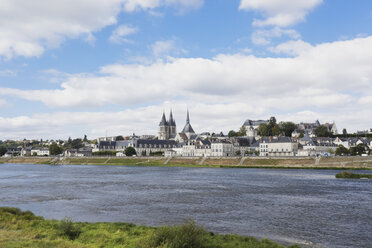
xmin=125 ymin=146 xmax=137 ymax=156
xmin=147 ymin=220 xmax=206 ymax=248
xmin=336 ymin=171 xmax=372 ymax=179
xmin=92 ymin=151 xmax=117 ymax=156
xmin=56 ymin=217 xmax=81 ymax=240
xmin=0 ymin=207 xmax=22 ymax=215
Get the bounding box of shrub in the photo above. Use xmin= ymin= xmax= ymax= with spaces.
xmin=56 ymin=217 xmax=81 ymax=240
xmin=148 ymin=220 xmax=206 ymax=248
xmin=0 ymin=207 xmax=21 ymax=215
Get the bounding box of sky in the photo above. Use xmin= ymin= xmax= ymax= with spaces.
xmin=0 ymin=0 xmax=372 ymax=140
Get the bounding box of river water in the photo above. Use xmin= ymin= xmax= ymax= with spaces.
xmin=0 ymin=163 xmax=371 ymax=248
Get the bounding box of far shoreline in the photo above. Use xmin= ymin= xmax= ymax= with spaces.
xmin=1 ymin=156 xmax=372 ymax=170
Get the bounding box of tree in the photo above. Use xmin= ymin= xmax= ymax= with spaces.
xmin=257 ymin=123 xmax=268 ymax=136
xmin=0 ymin=145 xmax=7 ymax=157
xmin=272 ymin=124 xmax=281 ymax=136
xmin=349 ymin=143 xmax=369 ymax=156
xmin=71 ymin=139 xmax=83 ymax=149
xmin=299 ymin=132 xmax=304 ymax=138
xmin=280 ymin=122 xmax=297 ymax=137
xmin=49 ymin=143 xmax=63 ymax=156
xmin=314 ymin=126 xmax=332 ymax=137
xmin=238 ymin=126 xmax=247 ymax=136
xmin=235 ymin=150 xmax=241 ymax=156
xmin=228 ymin=130 xmax=239 ymax=137
xmin=83 ymin=135 xmax=88 ymax=142
xmin=335 ymin=145 xmax=349 ymax=156
xmin=116 ymin=136 xmax=124 ymax=141
xmin=125 ymin=147 xmax=137 ymax=156
xmin=342 ymin=128 xmax=347 ymax=137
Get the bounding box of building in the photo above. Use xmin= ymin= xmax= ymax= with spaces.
xmin=211 ymin=140 xmax=234 ymax=157
xmin=96 ymin=139 xmax=177 ymax=156
xmin=158 ymin=110 xmax=177 ymax=140
xmin=243 ymin=119 xmax=269 ymax=138
xmin=31 ymin=147 xmax=50 ymax=156
xmin=181 ymin=110 xmax=196 ymax=138
xmin=260 ymin=137 xmax=298 ymax=157
xmin=296 ymin=120 xmax=338 ymax=136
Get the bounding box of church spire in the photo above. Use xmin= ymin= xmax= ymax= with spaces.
xmin=169 ymin=109 xmax=176 ymax=126
xmin=186 ymin=109 xmax=190 ymax=124
xmin=159 ymin=111 xmax=168 ymax=126
xmin=182 ymin=109 xmax=195 ymax=134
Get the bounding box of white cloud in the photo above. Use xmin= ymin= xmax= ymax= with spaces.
xmin=151 ymin=39 xmax=187 ymax=58
xmin=109 ymin=24 xmax=138 ymax=43
xmin=0 ymin=70 xmax=16 ymax=77
xmin=0 ymin=0 xmax=203 ymax=59
xmin=1 ymin=36 xmax=372 ymax=137
xmin=268 ymin=40 xmax=313 ymax=56
xmin=123 ymin=0 xmax=203 ymax=12
xmin=240 ymin=0 xmax=323 ymax=27
xmin=251 ymin=27 xmax=300 ymax=45
xmin=0 ymin=99 xmax=8 ymax=107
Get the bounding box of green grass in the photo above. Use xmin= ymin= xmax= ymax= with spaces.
xmin=0 ymin=207 xmax=301 ymax=248
xmin=335 ymin=171 xmax=372 ymax=179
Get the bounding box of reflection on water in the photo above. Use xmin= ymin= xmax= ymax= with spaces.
xmin=0 ymin=164 xmax=371 ymax=248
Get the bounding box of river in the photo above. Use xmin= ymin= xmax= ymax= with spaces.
xmin=0 ymin=163 xmax=371 ymax=248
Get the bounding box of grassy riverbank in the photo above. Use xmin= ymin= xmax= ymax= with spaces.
xmin=0 ymin=207 xmax=300 ymax=248
xmin=1 ymin=156 xmax=372 ymax=169
xmin=335 ymin=171 xmax=372 ymax=179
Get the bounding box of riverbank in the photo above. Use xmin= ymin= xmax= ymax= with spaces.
xmin=1 ymin=156 xmax=372 ymax=169
xmin=0 ymin=207 xmax=300 ymax=248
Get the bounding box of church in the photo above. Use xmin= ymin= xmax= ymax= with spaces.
xmin=158 ymin=110 xmax=195 ymax=140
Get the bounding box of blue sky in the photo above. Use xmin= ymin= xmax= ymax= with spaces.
xmin=0 ymin=0 xmax=372 ymax=139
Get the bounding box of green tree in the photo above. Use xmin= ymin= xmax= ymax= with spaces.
xmin=0 ymin=145 xmax=7 ymax=156
xmin=335 ymin=145 xmax=349 ymax=156
xmin=272 ymin=124 xmax=281 ymax=136
xmin=349 ymin=143 xmax=369 ymax=156
xmin=116 ymin=136 xmax=124 ymax=141
xmin=71 ymin=139 xmax=83 ymax=149
xmin=238 ymin=126 xmax=247 ymax=136
xmin=235 ymin=150 xmax=241 ymax=156
xmin=280 ymin=122 xmax=297 ymax=137
xmin=228 ymin=130 xmax=238 ymax=137
xmin=299 ymin=132 xmax=304 ymax=138
xmin=257 ymin=123 xmax=268 ymax=136
xmin=314 ymin=126 xmax=332 ymax=137
xmin=342 ymin=128 xmax=347 ymax=137
xmin=125 ymin=147 xmax=137 ymax=156
xmin=49 ymin=143 xmax=63 ymax=156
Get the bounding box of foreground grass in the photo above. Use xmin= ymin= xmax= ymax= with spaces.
xmin=0 ymin=207 xmax=301 ymax=248
xmin=335 ymin=171 xmax=372 ymax=179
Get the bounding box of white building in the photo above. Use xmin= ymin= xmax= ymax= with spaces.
xmin=243 ymin=119 xmax=268 ymax=138
xmin=211 ymin=141 xmax=234 ymax=157
xmin=31 ymin=148 xmax=50 ymax=156
xmin=260 ymin=137 xmax=298 ymax=157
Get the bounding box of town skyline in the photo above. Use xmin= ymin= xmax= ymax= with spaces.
xmin=1 ymin=0 xmax=372 ymax=139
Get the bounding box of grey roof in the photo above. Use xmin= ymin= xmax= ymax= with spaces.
xmin=243 ymin=119 xmax=268 ymax=127
xmin=182 ymin=110 xmax=195 ymax=133
xmin=159 ymin=112 xmax=168 ymax=126
xmin=137 ymin=139 xmax=177 ymax=146
xmin=169 ymin=110 xmax=176 ymax=126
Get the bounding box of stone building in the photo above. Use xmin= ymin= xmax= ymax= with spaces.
xmin=158 ymin=110 xmax=177 ymax=140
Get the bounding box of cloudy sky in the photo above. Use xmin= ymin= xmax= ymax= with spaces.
xmin=0 ymin=0 xmax=372 ymax=140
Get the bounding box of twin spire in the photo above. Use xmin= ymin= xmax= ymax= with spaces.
xmin=159 ymin=109 xmax=195 ymax=134
xmin=159 ymin=109 xmax=176 ymax=127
